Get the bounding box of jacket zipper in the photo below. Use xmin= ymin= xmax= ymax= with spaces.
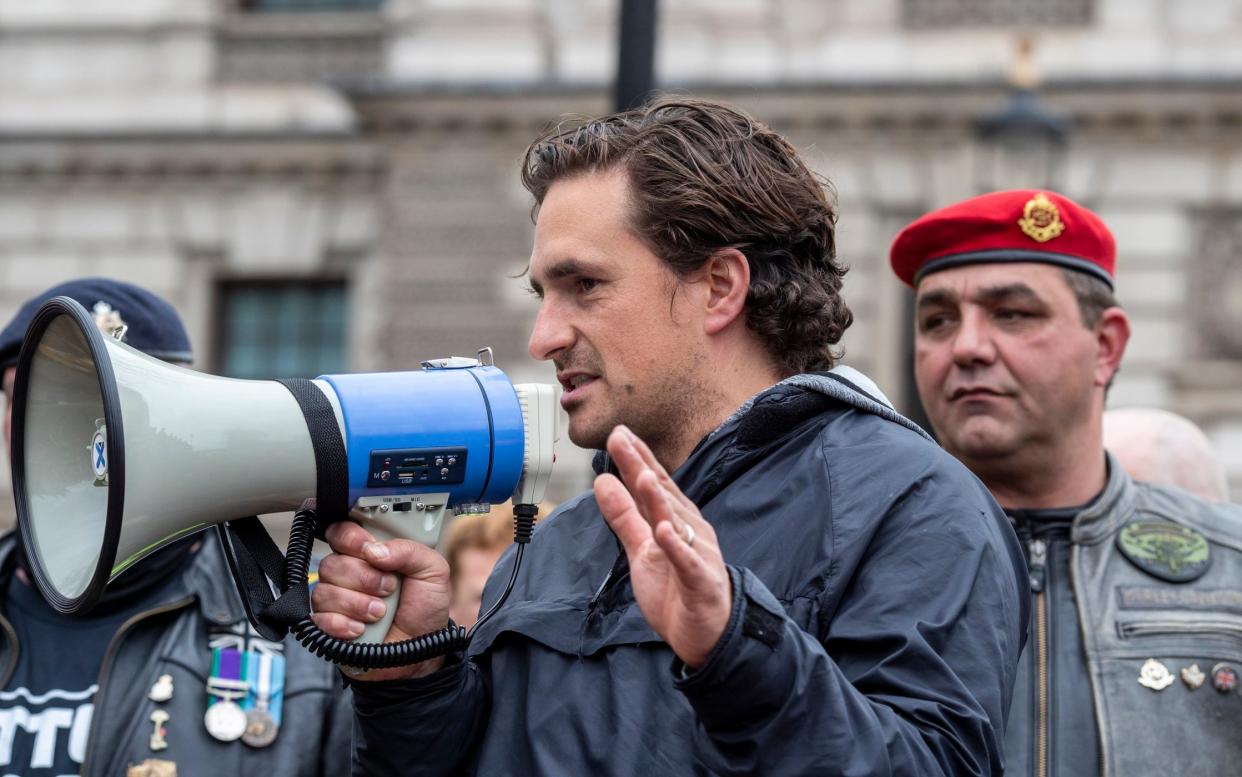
xmin=1117 ymin=620 xmax=1242 ymax=640
xmin=79 ymin=596 xmax=195 ymax=777
xmin=1068 ymin=544 xmax=1109 ymax=777
xmin=1028 ymin=538 xmax=1049 ymax=777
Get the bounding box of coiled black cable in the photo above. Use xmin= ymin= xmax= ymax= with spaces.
xmin=282 ymin=504 xmax=537 ymax=669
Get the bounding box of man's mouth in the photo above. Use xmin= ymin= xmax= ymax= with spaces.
xmin=557 ymin=372 xmax=599 ymax=406
xmin=949 ymin=386 xmax=1010 ymax=401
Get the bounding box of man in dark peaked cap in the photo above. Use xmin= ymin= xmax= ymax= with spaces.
xmin=893 ymin=191 xmax=1242 ymax=777
xmin=0 ymin=278 xmax=351 ymax=777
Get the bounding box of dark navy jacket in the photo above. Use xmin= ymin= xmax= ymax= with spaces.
xmin=351 ymin=370 xmax=1028 ymax=776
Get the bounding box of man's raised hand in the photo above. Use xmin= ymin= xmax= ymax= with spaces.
xmin=594 ymin=425 xmax=733 ymax=669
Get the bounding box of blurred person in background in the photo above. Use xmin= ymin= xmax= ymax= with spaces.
xmin=313 ymin=97 xmax=1026 ymax=776
xmin=0 ymin=278 xmax=350 ymax=777
xmin=443 ymin=506 xmax=524 ymax=628
xmin=1104 ymin=406 xmax=1230 ymax=503
xmin=895 ymin=190 xmax=1242 ymax=777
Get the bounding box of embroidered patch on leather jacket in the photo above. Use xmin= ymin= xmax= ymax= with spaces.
xmin=1116 ymin=521 xmax=1211 ymax=583
xmin=1118 ymin=586 xmax=1242 ymax=615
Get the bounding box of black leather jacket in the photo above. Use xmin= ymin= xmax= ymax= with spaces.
xmin=0 ymin=530 xmax=352 ymax=777
xmin=1004 ymin=456 xmax=1242 ymax=777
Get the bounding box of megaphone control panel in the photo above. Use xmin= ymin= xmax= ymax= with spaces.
xmin=367 ymin=448 xmax=468 ymax=488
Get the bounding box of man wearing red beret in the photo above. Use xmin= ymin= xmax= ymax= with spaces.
xmin=893 ymin=190 xmax=1242 ymax=776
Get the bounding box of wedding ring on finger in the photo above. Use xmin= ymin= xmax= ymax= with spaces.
xmin=680 ymin=521 xmax=696 ymax=548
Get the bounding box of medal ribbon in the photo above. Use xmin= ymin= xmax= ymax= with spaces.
xmin=268 ymin=655 xmax=286 ymax=725
xmin=208 ymin=647 xmax=247 ymax=705
xmin=256 ymin=653 xmax=271 ymax=709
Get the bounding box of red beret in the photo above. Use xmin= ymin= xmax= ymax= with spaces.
xmin=890 ymin=189 xmax=1116 ymax=288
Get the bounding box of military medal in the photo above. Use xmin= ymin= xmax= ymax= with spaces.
xmin=149 ymin=674 xmax=174 ymax=703
xmin=205 ymin=701 xmax=246 ymax=742
xmin=1138 ymin=658 xmax=1175 ymax=691
xmin=242 ymin=652 xmax=282 ymax=748
xmin=205 ymin=648 xmax=248 ymax=742
xmin=1212 ymin=663 xmax=1238 ymax=693
xmin=1181 ymin=663 xmax=1206 ymax=690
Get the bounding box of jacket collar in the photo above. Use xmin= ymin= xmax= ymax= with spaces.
xmin=1070 ymin=452 xmax=1137 ymax=545
xmin=0 ymin=528 xmax=246 ymax=626
xmin=590 ymin=365 xmax=930 ymax=478
xmin=722 ymin=366 xmax=932 ymax=442
xmin=179 ymin=530 xmax=249 ymax=626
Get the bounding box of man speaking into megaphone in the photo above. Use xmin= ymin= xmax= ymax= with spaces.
xmin=317 ymin=98 xmax=1029 ymax=776
xmin=0 ymin=279 xmax=351 ymax=777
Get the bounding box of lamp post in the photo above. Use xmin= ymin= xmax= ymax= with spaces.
xmin=973 ymin=38 xmax=1070 ymax=191
xmin=614 ymin=0 xmax=659 ymax=112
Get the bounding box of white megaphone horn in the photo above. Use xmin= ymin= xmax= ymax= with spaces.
xmin=11 ymin=297 xmax=557 ymax=665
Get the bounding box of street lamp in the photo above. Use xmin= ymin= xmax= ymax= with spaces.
xmin=615 ymin=0 xmax=659 ymax=112
xmin=973 ymin=38 xmax=1070 ymax=191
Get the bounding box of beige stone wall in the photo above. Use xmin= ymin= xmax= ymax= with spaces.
xmin=1 ymin=0 xmax=1240 ymax=533
xmin=379 ymin=0 xmax=1242 ymax=85
xmin=0 ymin=140 xmax=384 ymax=527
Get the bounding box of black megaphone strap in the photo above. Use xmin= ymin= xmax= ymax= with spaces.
xmin=216 ymin=377 xmax=350 ymax=640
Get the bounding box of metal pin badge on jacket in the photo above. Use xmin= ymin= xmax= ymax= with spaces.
xmin=149 ymin=710 xmax=170 ymax=752
xmin=148 ymin=674 xmax=174 ymax=703
xmin=1212 ymin=663 xmax=1238 ymax=693
xmin=127 ymin=758 xmax=177 ymax=777
xmin=1181 ymin=663 xmax=1206 ymax=690
xmin=1138 ymin=658 xmax=1175 ymax=691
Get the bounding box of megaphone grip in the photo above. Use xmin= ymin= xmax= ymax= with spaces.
xmin=282 ymin=510 xmax=472 ymax=669
xmin=280 ymin=505 xmax=538 ymax=670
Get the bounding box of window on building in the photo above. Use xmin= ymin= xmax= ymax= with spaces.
xmin=902 ymin=0 xmax=1094 ymax=28
xmin=1194 ymin=211 xmax=1242 ymax=361
xmin=217 ymin=281 xmax=348 ymax=380
xmin=222 ymin=1 xmax=384 ymax=81
xmin=239 ymin=0 xmax=382 ymax=10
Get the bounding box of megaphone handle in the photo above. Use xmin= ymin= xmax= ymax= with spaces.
xmin=346 ymin=502 xmax=452 ymax=645
xmin=350 ymin=519 xmax=404 ymax=645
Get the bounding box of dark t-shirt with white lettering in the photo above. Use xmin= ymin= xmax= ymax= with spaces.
xmin=0 ymin=543 xmax=189 ymax=777
xmin=0 ymin=577 xmax=130 ymax=776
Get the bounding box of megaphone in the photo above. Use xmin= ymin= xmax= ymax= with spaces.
xmin=11 ymin=297 xmax=557 ymax=655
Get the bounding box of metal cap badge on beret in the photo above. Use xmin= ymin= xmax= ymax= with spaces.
xmin=0 ymin=278 xmax=192 ymax=373
xmin=890 ymin=189 xmax=1116 ymax=289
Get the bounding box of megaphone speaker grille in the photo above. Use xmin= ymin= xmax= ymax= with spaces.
xmin=12 ymin=297 xmax=126 ymax=614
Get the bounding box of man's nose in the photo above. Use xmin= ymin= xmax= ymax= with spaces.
xmin=951 ymin=311 xmax=997 ymax=367
xmin=528 ymin=303 xmax=574 ymax=362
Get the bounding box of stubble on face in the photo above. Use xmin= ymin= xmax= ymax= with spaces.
xmin=913 ymin=264 xmax=1102 ymax=478
xmin=529 ymin=169 xmax=749 ymax=468
xmin=557 ymin=338 xmax=716 ymax=461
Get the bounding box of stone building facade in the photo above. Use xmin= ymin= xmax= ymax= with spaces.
xmin=1 ymin=0 xmax=1239 ymax=525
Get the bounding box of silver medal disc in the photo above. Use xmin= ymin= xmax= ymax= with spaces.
xmin=204 ymin=700 xmax=247 ymax=742
xmin=242 ymin=708 xmax=279 ymax=748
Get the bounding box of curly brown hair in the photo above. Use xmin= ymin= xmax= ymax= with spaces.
xmin=521 ymin=97 xmax=852 ymax=374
